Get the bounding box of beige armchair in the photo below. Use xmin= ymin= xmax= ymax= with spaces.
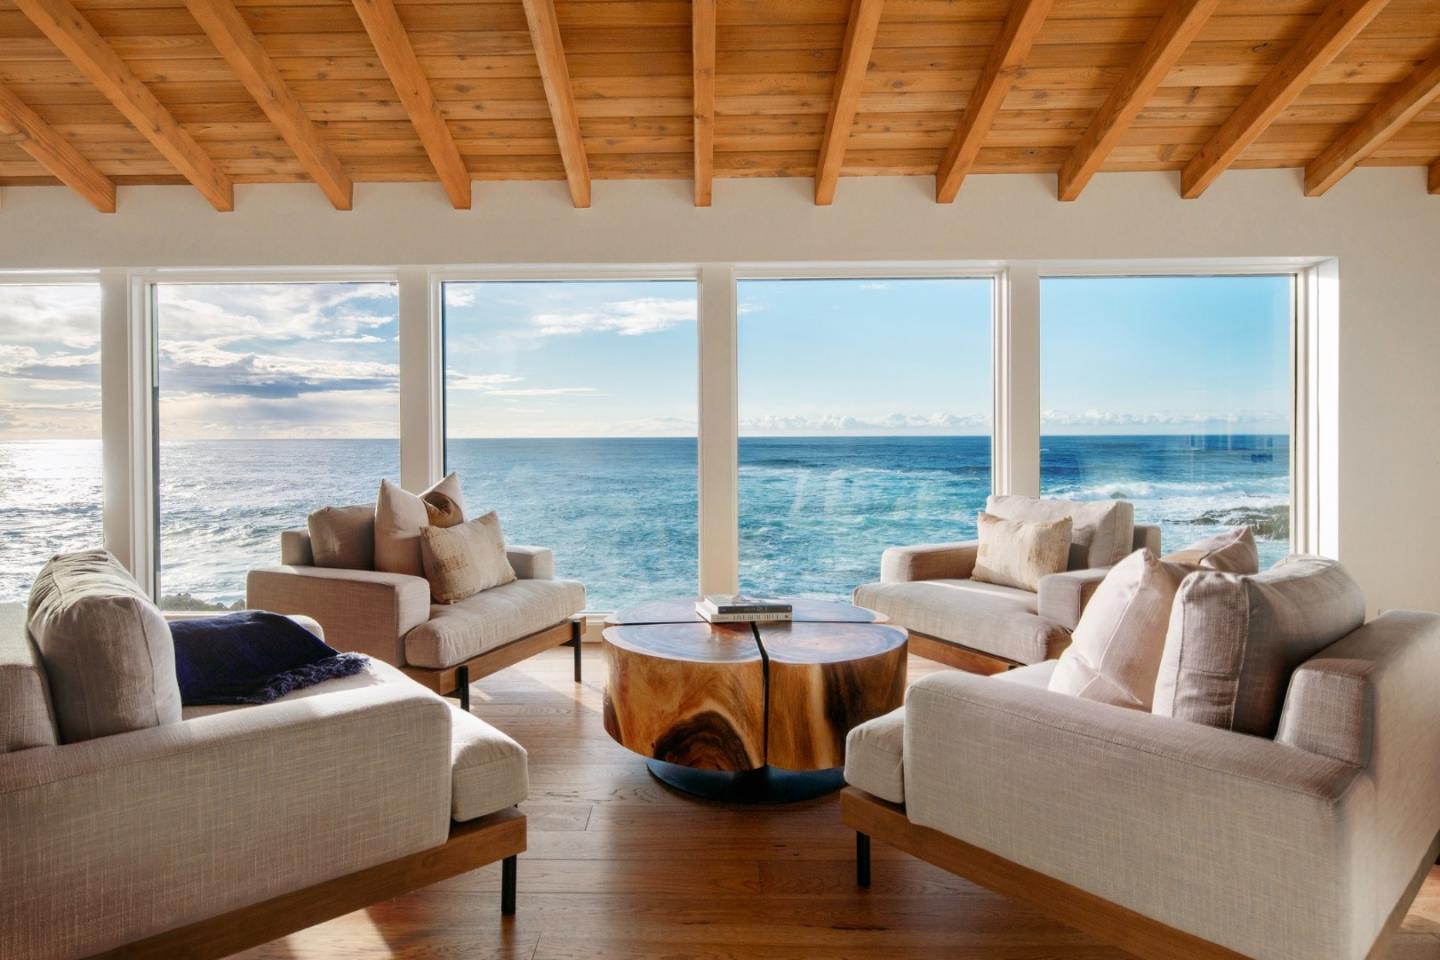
xmin=248 ymin=517 xmax=586 ymax=711
xmin=854 ymin=495 xmax=1159 ymax=671
xmin=842 ymin=581 xmax=1440 ymax=959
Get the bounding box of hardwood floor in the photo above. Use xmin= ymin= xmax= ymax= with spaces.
xmin=233 ymin=646 xmax=1440 ymax=960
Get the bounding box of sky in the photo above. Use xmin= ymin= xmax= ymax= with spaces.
xmin=1 ymin=275 xmax=1291 ymax=441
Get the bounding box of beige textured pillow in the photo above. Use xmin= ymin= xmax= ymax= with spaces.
xmin=1164 ymin=526 xmax=1260 ymax=574
xmin=421 ymin=511 xmax=518 ymax=604
xmin=971 ymin=512 xmax=1072 ymax=592
xmin=1048 ymin=549 xmax=1186 ymax=710
xmin=1152 ymin=556 xmax=1365 ymax=736
xmin=374 ymin=473 xmax=467 ymax=577
xmin=26 ymin=549 xmax=181 ymax=743
xmin=307 ymin=503 xmax=375 ymax=570
xmin=986 ymin=495 xmax=1135 ymax=569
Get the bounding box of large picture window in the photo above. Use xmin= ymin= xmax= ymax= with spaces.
xmin=0 ymin=284 xmax=104 ymax=607
xmin=737 ymin=278 xmax=994 ymax=599
xmin=443 ymin=280 xmax=699 ymax=610
xmin=1040 ymin=275 xmax=1293 ymax=568
xmin=154 ymin=282 xmax=401 ymax=610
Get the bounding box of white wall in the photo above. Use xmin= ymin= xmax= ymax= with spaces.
xmin=3 ymin=168 xmax=1437 ymax=615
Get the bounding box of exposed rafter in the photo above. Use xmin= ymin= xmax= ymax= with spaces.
xmin=0 ymin=83 xmax=115 ymax=212
xmin=1305 ymin=47 xmax=1440 ymax=197
xmin=12 ymin=0 xmax=234 ymax=211
xmin=692 ymin=0 xmax=716 ymax=207
xmin=521 ymin=0 xmax=590 ymax=208
xmin=814 ymin=0 xmax=885 ymax=206
xmin=184 ymin=0 xmax=353 ymax=210
xmin=936 ymin=0 xmax=1053 ymax=203
xmin=1057 ymin=0 xmax=1220 ymax=201
xmin=351 ymin=0 xmax=470 ymax=209
xmin=1181 ymin=0 xmax=1393 ymax=199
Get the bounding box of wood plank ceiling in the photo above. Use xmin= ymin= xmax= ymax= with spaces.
xmin=1 ymin=0 xmax=1438 ymax=211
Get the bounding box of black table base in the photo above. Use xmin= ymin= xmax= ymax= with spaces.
xmin=645 ymin=759 xmax=845 ymax=804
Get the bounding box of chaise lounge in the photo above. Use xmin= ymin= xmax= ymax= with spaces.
xmin=2 ymin=551 xmax=529 ymax=960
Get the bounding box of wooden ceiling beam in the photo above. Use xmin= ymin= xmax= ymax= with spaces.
xmin=12 ymin=0 xmax=233 ymax=211
xmin=351 ymin=0 xmax=470 ymax=208
xmin=692 ymin=0 xmax=715 ymax=207
xmin=521 ymin=0 xmax=591 ymax=208
xmin=0 ymin=82 xmax=114 ymax=212
xmin=1057 ymin=0 xmax=1220 ymax=202
xmin=814 ymin=0 xmax=885 ymax=206
xmin=184 ymin=0 xmax=352 ymax=210
xmin=1180 ymin=0 xmax=1393 ymax=199
xmin=936 ymin=0 xmax=1053 ymax=203
xmin=1304 ymin=47 xmax=1440 ymax=197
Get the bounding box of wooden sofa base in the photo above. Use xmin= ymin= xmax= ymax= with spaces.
xmin=905 ymin=631 xmax=1021 ymax=676
xmin=91 ymin=807 xmax=526 ymax=960
xmin=843 ymin=786 xmax=1440 ymax=960
xmin=404 ymin=615 xmax=584 ymax=710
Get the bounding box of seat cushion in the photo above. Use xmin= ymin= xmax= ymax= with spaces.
xmin=0 ymin=627 xmax=58 ymax=752
xmin=1152 ymin=555 xmax=1365 ymax=737
xmin=27 ymin=550 xmax=182 ymax=743
xmin=854 ymin=579 xmax=1069 ymax=665
xmin=844 ymin=707 xmax=904 ymax=804
xmin=986 ymin=495 xmax=1135 ymax=569
xmin=404 ymin=578 xmax=586 ymax=669
xmin=448 ymin=703 xmax=529 ymax=821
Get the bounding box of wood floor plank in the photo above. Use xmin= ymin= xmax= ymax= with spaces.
xmin=227 ymin=646 xmax=1440 ymax=960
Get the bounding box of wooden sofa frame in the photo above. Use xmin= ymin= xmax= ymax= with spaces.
xmin=905 ymin=630 xmax=1023 ymax=676
xmin=842 ymin=786 xmax=1439 ymax=960
xmin=402 ymin=615 xmax=585 ymax=711
xmin=90 ymin=807 xmax=526 ymax=960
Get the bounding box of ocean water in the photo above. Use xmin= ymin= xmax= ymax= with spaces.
xmin=0 ymin=435 xmax=1289 ymax=609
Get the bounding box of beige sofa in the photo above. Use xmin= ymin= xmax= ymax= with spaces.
xmin=248 ymin=513 xmax=586 ymax=710
xmin=842 ymin=567 xmax=1440 ymax=959
xmin=1 ymin=576 xmax=529 ymax=960
xmin=854 ymin=495 xmax=1159 ymax=670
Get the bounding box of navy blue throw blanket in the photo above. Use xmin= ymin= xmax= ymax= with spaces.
xmin=171 ymin=611 xmax=368 ymax=706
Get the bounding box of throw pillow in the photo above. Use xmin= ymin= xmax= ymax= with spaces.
xmin=374 ymin=473 xmax=467 ymax=577
xmin=1048 ymin=549 xmax=1186 ymax=710
xmin=307 ymin=503 xmax=375 ymax=570
xmin=971 ymin=511 xmax=1072 ymax=592
xmin=26 ymin=549 xmax=182 ymax=743
xmin=985 ymin=495 xmax=1135 ymax=569
xmin=1164 ymin=525 xmax=1261 ymax=574
xmin=420 ymin=511 xmax=518 ymax=604
xmin=1151 ymin=555 xmax=1365 ymax=736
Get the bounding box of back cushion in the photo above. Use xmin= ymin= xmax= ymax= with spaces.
xmin=307 ymin=503 xmax=376 ymax=570
xmin=986 ymin=495 xmax=1135 ymax=569
xmin=0 ymin=628 xmax=58 ymax=752
xmin=1152 ymin=555 xmax=1365 ymax=737
xmin=27 ymin=549 xmax=182 ymax=743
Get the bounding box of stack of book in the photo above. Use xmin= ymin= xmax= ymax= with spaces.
xmin=696 ymin=595 xmax=793 ymax=624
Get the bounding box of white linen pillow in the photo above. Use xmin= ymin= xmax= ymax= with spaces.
xmin=1048 ymin=549 xmax=1186 ymax=711
xmin=971 ymin=512 xmax=1072 ymax=592
xmin=373 ymin=473 xmax=467 ymax=577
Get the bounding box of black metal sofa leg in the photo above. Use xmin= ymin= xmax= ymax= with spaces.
xmin=501 ymin=855 xmax=518 ymax=916
xmin=570 ymin=617 xmax=583 ymax=683
xmin=456 ymin=664 xmax=470 ymax=712
xmin=857 ymin=832 xmax=871 ymax=887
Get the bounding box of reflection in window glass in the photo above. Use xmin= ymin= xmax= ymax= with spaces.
xmin=1040 ymin=275 xmax=1292 ymax=568
xmin=155 ymin=283 xmax=400 ymax=609
xmin=738 ymin=278 xmax=994 ymax=599
xmin=443 ymin=281 xmax=699 ymax=610
xmin=0 ymin=284 xmax=104 ymax=605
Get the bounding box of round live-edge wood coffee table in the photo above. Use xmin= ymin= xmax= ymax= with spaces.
xmin=602 ymin=597 xmax=907 ymax=803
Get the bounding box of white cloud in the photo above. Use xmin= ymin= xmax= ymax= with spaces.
xmin=858 ymin=282 xmax=890 ymax=290
xmin=530 ymin=297 xmax=695 ymax=337
xmin=741 ymin=412 xmax=990 ymax=435
xmin=1041 ymin=408 xmax=1285 ymax=427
